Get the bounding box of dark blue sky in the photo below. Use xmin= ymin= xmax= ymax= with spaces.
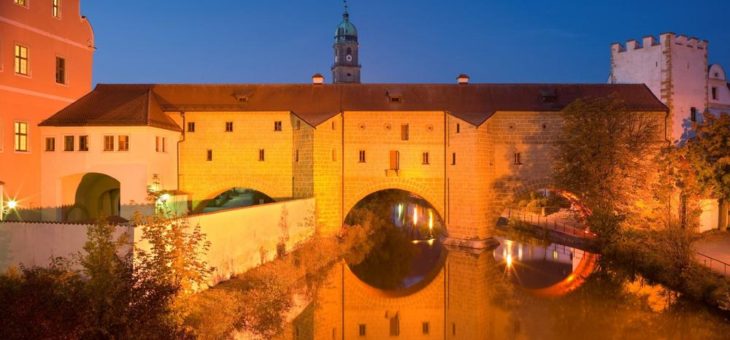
xmin=84 ymin=0 xmax=730 ymax=85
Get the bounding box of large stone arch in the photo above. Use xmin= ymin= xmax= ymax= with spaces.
xmin=343 ymin=178 xmax=444 ymax=228
xmin=65 ymin=173 xmax=121 ymax=222
xmin=491 ymin=178 xmax=590 ymax=225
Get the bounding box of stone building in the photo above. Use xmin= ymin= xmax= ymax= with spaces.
xmin=610 ymin=33 xmax=730 ymax=231
xmin=34 ymin=9 xmax=668 ymax=244
xmin=0 ymin=0 xmax=94 ymax=215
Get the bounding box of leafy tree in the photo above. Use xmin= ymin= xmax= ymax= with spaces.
xmin=686 ymin=112 xmax=730 ymax=214
xmin=553 ymin=95 xmax=662 ymax=222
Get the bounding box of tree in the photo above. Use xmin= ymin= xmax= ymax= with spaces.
xmin=553 ymin=96 xmax=662 ymax=223
xmin=686 ymin=112 xmax=730 ymax=201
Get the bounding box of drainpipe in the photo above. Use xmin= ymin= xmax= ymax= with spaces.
xmin=177 ymin=111 xmax=186 ymax=202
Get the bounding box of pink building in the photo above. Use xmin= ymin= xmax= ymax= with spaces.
xmin=0 ymin=0 xmax=94 ymax=215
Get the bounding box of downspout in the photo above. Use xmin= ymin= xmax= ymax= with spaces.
xmin=177 ymin=111 xmax=186 ymax=202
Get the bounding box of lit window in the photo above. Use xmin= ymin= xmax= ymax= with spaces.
xmin=52 ymin=0 xmax=61 ymax=18
xmin=225 ymin=122 xmax=233 ymax=132
xmin=64 ymin=136 xmax=74 ymax=151
xmin=401 ymin=124 xmax=409 ymax=141
xmin=358 ymin=150 xmax=366 ymax=163
xmin=187 ymin=122 xmax=195 ymax=132
xmin=14 ymin=44 xmax=29 ymax=75
xmin=45 ymin=137 xmax=55 ymax=151
xmin=55 ymin=57 xmax=66 ymax=84
xmin=259 ymin=149 xmax=265 ymax=161
xmin=358 ymin=324 xmax=366 ymax=337
xmin=389 ymin=150 xmax=399 ymax=170
xmin=79 ymin=135 xmax=88 ymax=151
xmin=274 ymin=121 xmax=282 ymax=131
xmin=514 ymin=152 xmax=522 ymax=165
xmin=103 ymin=136 xmax=114 ymax=151
xmin=206 ymin=149 xmax=213 ymax=161
xmin=118 ymin=135 xmax=129 ymax=151
xmin=422 ymin=152 xmax=429 ymax=165
xmin=13 ymin=0 xmax=27 ymax=7
xmin=14 ymin=122 xmax=28 ymax=152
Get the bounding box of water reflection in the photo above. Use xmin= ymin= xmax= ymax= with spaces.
xmin=345 ymin=190 xmax=445 ymax=291
xmin=493 ymin=237 xmax=598 ymax=297
xmin=279 ymin=233 xmax=730 ymax=340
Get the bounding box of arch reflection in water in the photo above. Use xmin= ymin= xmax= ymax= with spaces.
xmin=492 ymin=236 xmax=598 ymax=297
xmin=344 ymin=189 xmax=445 ymax=291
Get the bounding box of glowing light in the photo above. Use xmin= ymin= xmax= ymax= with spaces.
xmin=159 ymin=193 xmax=171 ymax=202
xmin=6 ymin=200 xmax=18 ymax=210
xmin=397 ymin=203 xmax=403 ymax=218
xmin=506 ymin=254 xmax=513 ymax=268
xmin=428 ymin=210 xmax=433 ymax=232
xmin=413 ymin=206 xmax=418 ymax=225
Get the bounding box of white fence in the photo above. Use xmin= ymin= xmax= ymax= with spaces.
xmin=0 ymin=198 xmax=316 ymax=286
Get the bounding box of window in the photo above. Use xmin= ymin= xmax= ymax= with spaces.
xmin=295 ymin=149 xmax=299 ymax=162
xmin=55 ymin=57 xmax=66 ymax=84
xmin=422 ymin=152 xmax=430 ymax=165
xmin=79 ymin=135 xmax=88 ymax=151
xmin=422 ymin=322 xmax=430 ymax=335
xmin=103 ymin=136 xmax=114 ymax=151
xmin=295 ymin=120 xmax=301 ymax=130
xmin=389 ymin=313 xmax=400 ymax=336
xmin=45 ymin=137 xmax=55 ymax=151
xmin=225 ymin=122 xmax=233 ymax=132
xmin=118 ymin=135 xmax=129 ymax=151
xmin=162 ymin=137 xmax=166 ymax=152
xmin=206 ymin=149 xmax=213 ymax=161
xmin=332 ymin=148 xmax=337 ymax=161
xmin=451 ymin=152 xmax=456 ymax=165
xmin=187 ymin=122 xmax=195 ymax=132
xmin=358 ymin=150 xmax=366 ymax=163
xmin=712 ymin=87 xmax=718 ymax=100
xmin=690 ymin=107 xmax=698 ymax=122
xmin=389 ymin=150 xmax=399 ymax=170
xmin=456 ymin=123 xmax=460 ymax=133
xmin=52 ymin=0 xmax=61 ymax=18
xmin=401 ymin=124 xmax=409 ymax=141
xmin=332 ymin=121 xmax=336 ymax=130
xmin=514 ymin=152 xmax=522 ymax=165
xmin=14 ymin=44 xmax=29 ymax=75
xmin=452 ymin=323 xmax=456 ymax=336
xmin=64 ymin=136 xmax=74 ymax=151
xmin=274 ymin=121 xmax=282 ymax=131
xmin=258 ymin=149 xmax=265 ymax=161
xmin=358 ymin=324 xmax=366 ymax=337
xmin=13 ymin=0 xmax=26 ymax=7
xmin=14 ymin=122 xmax=28 ymax=152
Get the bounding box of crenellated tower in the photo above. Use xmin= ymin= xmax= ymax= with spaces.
xmin=332 ymin=1 xmax=361 ymax=83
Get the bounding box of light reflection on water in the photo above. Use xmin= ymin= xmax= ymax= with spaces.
xmin=282 ymin=231 xmax=730 ymax=340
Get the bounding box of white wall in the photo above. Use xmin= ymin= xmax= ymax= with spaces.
xmin=39 ymin=126 xmax=181 ymax=220
xmin=0 ymin=198 xmax=316 ymax=287
xmin=699 ymin=199 xmax=720 ymax=233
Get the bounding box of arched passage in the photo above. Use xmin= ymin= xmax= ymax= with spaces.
xmin=344 ymin=189 xmax=446 ymax=292
xmin=195 ymin=187 xmax=275 ymax=213
xmin=66 ymin=173 xmax=120 ymax=222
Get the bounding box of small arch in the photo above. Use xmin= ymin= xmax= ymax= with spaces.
xmin=66 ymin=173 xmax=121 ymax=222
xmin=195 ymin=187 xmax=275 ymax=213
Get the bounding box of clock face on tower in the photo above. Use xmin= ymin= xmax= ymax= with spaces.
xmin=346 ymin=54 xmax=353 ymax=62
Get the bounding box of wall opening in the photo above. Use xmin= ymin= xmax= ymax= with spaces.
xmin=65 ymin=173 xmax=121 ymax=222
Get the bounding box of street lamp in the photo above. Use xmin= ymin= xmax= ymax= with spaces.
xmin=1 ymin=199 xmax=18 ymax=221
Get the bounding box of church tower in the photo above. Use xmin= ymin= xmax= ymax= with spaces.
xmin=332 ymin=2 xmax=361 ymax=83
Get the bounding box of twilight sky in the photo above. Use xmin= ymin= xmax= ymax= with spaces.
xmin=84 ymin=0 xmax=730 ymax=85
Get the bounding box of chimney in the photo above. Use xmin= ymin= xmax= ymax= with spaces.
xmin=457 ymin=74 xmax=470 ymax=85
xmin=312 ymin=73 xmax=325 ymax=85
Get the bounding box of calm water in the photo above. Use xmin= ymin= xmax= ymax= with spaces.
xmin=278 ymin=195 xmax=730 ymax=339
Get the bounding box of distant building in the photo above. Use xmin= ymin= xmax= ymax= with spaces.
xmin=0 ymin=0 xmax=94 ymax=214
xmin=610 ymin=33 xmax=730 ymax=231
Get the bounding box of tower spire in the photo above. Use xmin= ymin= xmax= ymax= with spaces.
xmin=332 ymin=0 xmax=360 ymax=83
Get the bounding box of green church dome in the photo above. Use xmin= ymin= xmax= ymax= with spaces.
xmin=335 ymin=12 xmax=358 ymax=43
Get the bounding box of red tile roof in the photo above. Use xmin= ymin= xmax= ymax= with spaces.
xmin=41 ymin=83 xmax=667 ymax=128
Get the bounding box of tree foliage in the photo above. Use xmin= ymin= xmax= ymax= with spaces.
xmin=553 ymin=95 xmax=662 ymax=218
xmin=686 ymin=112 xmax=730 ymax=201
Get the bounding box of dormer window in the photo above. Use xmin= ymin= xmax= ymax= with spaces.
xmin=52 ymin=0 xmax=61 ymax=18
xmin=540 ymin=89 xmax=558 ymax=103
xmin=387 ymin=91 xmax=403 ymax=103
